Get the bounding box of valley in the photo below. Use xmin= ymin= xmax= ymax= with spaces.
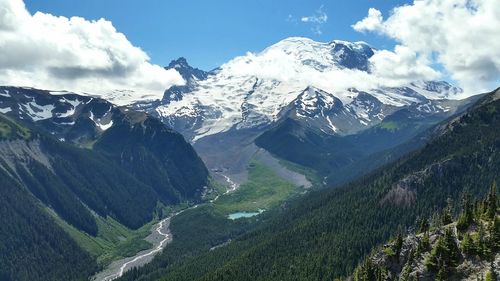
xmin=0 ymin=2 xmax=498 ymax=279
xmin=90 ymin=148 xmax=314 ymax=280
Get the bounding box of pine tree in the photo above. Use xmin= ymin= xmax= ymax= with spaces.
xmin=491 ymin=216 xmax=500 ymax=251
xmin=417 ymin=231 xmax=430 ymax=254
xmin=443 ymin=228 xmax=461 ymax=268
xmin=441 ymin=199 xmax=454 ymax=226
xmin=418 ymin=218 xmax=430 ymax=234
xmin=474 ymin=199 xmax=483 ymax=221
xmin=485 ymin=181 xmax=498 ymax=220
xmin=477 ymin=224 xmax=488 ymax=257
xmin=426 ymin=228 xmax=460 ymax=274
xmin=400 ymin=250 xmax=415 ymax=281
xmin=461 ymin=232 xmax=476 ymax=256
xmin=395 ymin=230 xmax=404 ymax=261
xmin=353 ymin=259 xmax=386 ymax=281
xmin=457 ymin=193 xmax=474 ymax=232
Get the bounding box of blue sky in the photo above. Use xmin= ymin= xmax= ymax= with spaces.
xmin=24 ymin=0 xmax=411 ymax=70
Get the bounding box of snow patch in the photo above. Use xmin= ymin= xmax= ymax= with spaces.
xmin=0 ymin=90 xmax=10 ymax=97
xmin=89 ymin=110 xmax=113 ymax=131
xmin=326 ymin=116 xmax=338 ymax=133
xmin=22 ymin=101 xmax=55 ymax=121
xmin=97 ymin=120 xmax=113 ymax=131
xmin=0 ymin=107 xmax=11 ymax=114
xmin=56 ymin=98 xmax=81 ymax=118
xmin=50 ymin=91 xmax=71 ymax=96
xmin=56 ymin=121 xmax=75 ymax=126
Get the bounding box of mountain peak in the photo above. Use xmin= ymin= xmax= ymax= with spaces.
xmin=167 ymin=57 xmax=190 ymax=69
xmin=165 ymin=57 xmax=208 ymax=81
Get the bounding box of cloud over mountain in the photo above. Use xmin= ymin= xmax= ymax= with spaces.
xmin=0 ymin=0 xmax=184 ymax=104
xmin=353 ymin=0 xmax=500 ymax=93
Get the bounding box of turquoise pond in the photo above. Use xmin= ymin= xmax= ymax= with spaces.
xmin=227 ymin=209 xmax=264 ymax=220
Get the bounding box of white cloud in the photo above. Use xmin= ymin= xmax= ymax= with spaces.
xmin=351 ymin=8 xmax=383 ymax=33
xmin=300 ymin=5 xmax=328 ymax=35
xmin=353 ymin=0 xmax=500 ymax=94
xmin=369 ymin=46 xmax=440 ymax=84
xmin=0 ymin=0 xmax=184 ymax=105
xmin=217 ymin=37 xmax=431 ymax=99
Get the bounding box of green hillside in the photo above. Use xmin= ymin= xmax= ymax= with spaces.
xmin=0 ymin=161 xmax=97 ymax=281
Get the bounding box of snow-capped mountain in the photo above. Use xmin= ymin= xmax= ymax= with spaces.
xmin=0 ymin=86 xmax=185 ymax=146
xmin=0 ymin=86 xmax=118 ymax=143
xmin=283 ymin=87 xmax=390 ymax=134
xmin=167 ymin=57 xmax=209 ymax=82
xmin=135 ymin=37 xmax=463 ymax=142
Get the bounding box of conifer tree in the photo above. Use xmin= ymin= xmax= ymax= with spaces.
xmin=418 ymin=218 xmax=430 ymax=234
xmin=395 ymin=229 xmax=404 ymax=260
xmin=485 ymin=181 xmax=498 ymax=220
xmin=491 ymin=216 xmax=500 ymax=251
xmin=441 ymin=199 xmax=454 ymax=226
xmin=461 ymin=232 xmax=476 ymax=256
xmin=477 ymin=224 xmax=488 ymax=257
xmin=426 ymin=228 xmax=460 ymax=274
xmin=457 ymin=193 xmax=474 ymax=231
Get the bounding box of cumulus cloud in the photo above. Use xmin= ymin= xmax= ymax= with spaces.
xmin=0 ymin=0 xmax=184 ymax=105
xmin=369 ymin=46 xmax=440 ymax=84
xmin=300 ymin=5 xmax=328 ymax=35
xmin=353 ymin=0 xmax=500 ymax=94
xmin=351 ymin=8 xmax=383 ymax=33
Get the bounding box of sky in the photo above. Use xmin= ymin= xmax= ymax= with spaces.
xmin=0 ymin=0 xmax=499 ymax=100
xmin=24 ymin=0 xmax=408 ymax=70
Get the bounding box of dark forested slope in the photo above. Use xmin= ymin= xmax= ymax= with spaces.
xmin=0 ymin=116 xmax=97 ymax=281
